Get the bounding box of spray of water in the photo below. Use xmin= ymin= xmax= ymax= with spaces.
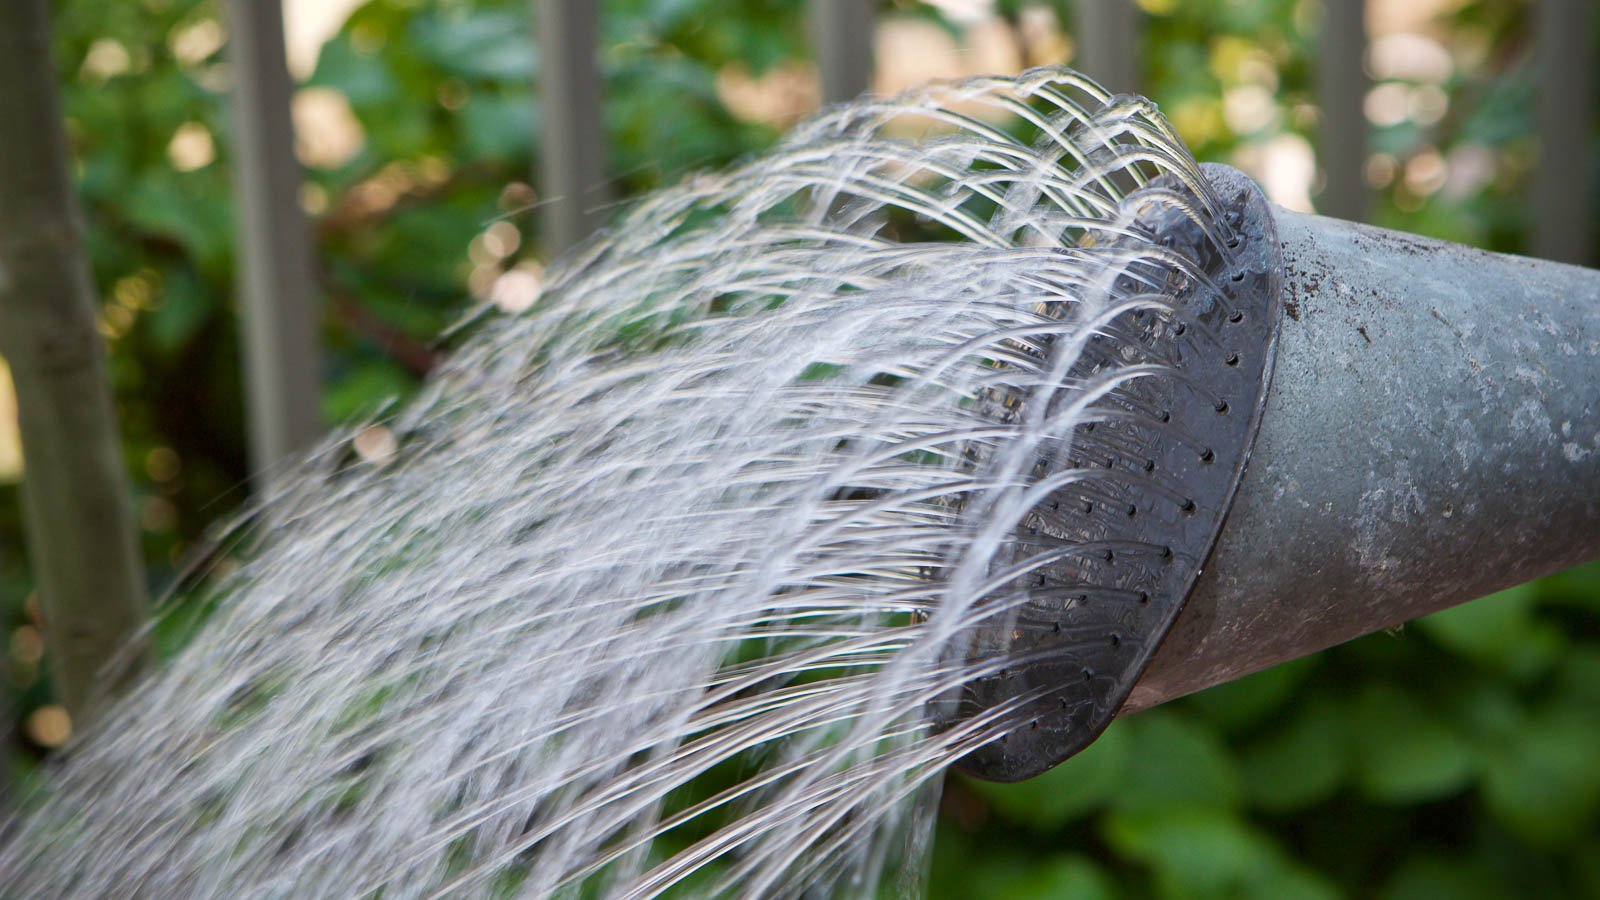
xmin=2 ymin=69 xmax=1237 ymax=897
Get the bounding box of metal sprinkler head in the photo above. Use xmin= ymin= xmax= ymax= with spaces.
xmin=950 ymin=161 xmax=1600 ymax=785
xmin=950 ymin=163 xmax=1284 ymax=782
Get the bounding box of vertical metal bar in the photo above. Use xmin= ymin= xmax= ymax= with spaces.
xmin=535 ymin=0 xmax=609 ymax=255
xmin=1074 ymin=0 xmax=1139 ymax=93
xmin=223 ymin=0 xmax=323 ymax=476
xmin=1534 ymin=0 xmax=1595 ymax=264
xmin=1315 ymin=0 xmax=1367 ymax=222
xmin=810 ymin=0 xmax=875 ymax=104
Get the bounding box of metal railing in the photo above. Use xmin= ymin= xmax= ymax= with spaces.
xmin=225 ymin=0 xmax=1595 ymax=472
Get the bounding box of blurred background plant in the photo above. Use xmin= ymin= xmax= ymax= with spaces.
xmin=0 ymin=0 xmax=1597 ymax=896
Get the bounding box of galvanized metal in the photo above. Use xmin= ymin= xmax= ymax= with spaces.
xmin=535 ymin=0 xmax=609 ymax=254
xmin=953 ymin=165 xmax=1284 ymax=781
xmin=1074 ymin=0 xmax=1140 ymax=94
xmin=1533 ymin=0 xmax=1595 ymax=265
xmin=1124 ymin=208 xmax=1600 ymax=712
xmin=224 ymin=0 xmax=324 ymax=475
xmin=810 ymin=0 xmax=875 ymax=104
xmin=1314 ymin=0 xmax=1367 ymax=222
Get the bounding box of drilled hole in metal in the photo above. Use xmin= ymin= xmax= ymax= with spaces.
xmin=947 ymin=163 xmax=1282 ymax=784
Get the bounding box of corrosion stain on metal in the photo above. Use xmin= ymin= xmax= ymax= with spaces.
xmin=953 ymin=164 xmax=1283 ymax=781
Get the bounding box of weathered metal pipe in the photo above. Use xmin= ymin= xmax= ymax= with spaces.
xmin=1124 ymin=208 xmax=1600 ymax=712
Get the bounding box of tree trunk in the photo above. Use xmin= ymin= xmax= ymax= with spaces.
xmin=0 ymin=0 xmax=150 ymax=720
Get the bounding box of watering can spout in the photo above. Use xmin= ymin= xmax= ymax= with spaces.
xmin=954 ymin=175 xmax=1600 ymax=783
xmin=1121 ymin=209 xmax=1600 ymax=711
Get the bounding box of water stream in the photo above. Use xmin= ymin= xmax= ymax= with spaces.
xmin=1 ymin=69 xmax=1237 ymax=898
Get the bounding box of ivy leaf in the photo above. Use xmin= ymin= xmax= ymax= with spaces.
xmin=987 ymin=854 xmax=1117 ymax=900
xmin=1379 ymin=856 xmax=1509 ymax=900
xmin=1103 ymin=806 xmax=1337 ymax=900
xmin=1109 ymin=711 xmax=1242 ymax=813
xmin=413 ymin=10 xmax=535 ymax=83
xmin=1348 ymin=685 xmax=1475 ymax=804
xmin=1240 ymin=694 xmax=1347 ymax=813
xmin=969 ymin=719 xmax=1128 ymax=829
xmin=1480 ymin=707 xmax=1600 ymax=845
xmin=1187 ymin=654 xmax=1318 ymax=733
xmin=1417 ymin=584 xmax=1561 ymax=679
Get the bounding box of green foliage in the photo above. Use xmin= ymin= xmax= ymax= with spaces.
xmin=2 ymin=1 xmax=1598 ymax=898
xmin=942 ymin=562 xmax=1600 ymax=898
xmin=4 ymin=0 xmax=800 ymax=728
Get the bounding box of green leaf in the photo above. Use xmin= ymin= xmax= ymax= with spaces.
xmin=1533 ymin=559 xmax=1600 ymax=610
xmin=1379 ymin=856 xmax=1508 ymax=900
xmin=969 ymin=719 xmax=1128 ymax=829
xmin=1187 ymin=654 xmax=1318 ymax=733
xmin=1416 ymin=583 xmax=1561 ymax=679
xmin=1105 ymin=805 xmax=1339 ymax=900
xmin=1348 ymin=685 xmax=1474 ymax=804
xmin=123 ymin=175 xmax=232 ymax=274
xmin=413 ymin=10 xmax=535 ymax=82
xmin=145 ymin=267 xmax=210 ymax=351
xmin=324 ymin=359 xmax=419 ymax=424
xmin=461 ymin=92 xmax=536 ymax=160
xmin=1110 ymin=711 xmax=1241 ymax=813
xmin=1103 ymin=806 xmax=1266 ymax=895
xmin=988 ymin=854 xmax=1117 ymax=900
xmin=310 ymin=36 xmax=401 ymax=108
xmin=1480 ymin=707 xmax=1600 ymax=845
xmin=1240 ymin=695 xmax=1347 ymax=813
xmin=1556 ymin=647 xmax=1600 ymax=703
xmin=1578 ymin=837 xmax=1600 ymax=900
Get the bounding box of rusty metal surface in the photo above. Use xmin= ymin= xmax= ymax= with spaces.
xmin=952 ymin=165 xmax=1283 ymax=781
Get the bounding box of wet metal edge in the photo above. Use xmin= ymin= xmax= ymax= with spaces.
xmin=954 ymin=164 xmax=1283 ymax=781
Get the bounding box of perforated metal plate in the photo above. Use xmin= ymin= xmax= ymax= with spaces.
xmin=950 ymin=164 xmax=1282 ymax=782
